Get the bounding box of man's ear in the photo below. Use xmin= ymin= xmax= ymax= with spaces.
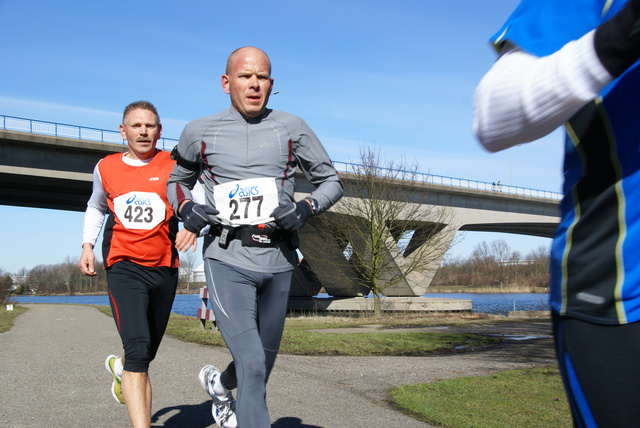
xmin=221 ymin=74 xmax=231 ymax=94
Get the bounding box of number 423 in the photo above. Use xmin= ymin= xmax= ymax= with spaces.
xmin=124 ymin=205 xmax=154 ymax=223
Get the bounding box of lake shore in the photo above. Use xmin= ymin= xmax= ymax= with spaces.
xmin=10 ymin=283 xmax=550 ymax=297
xmin=427 ymin=285 xmax=549 ymax=294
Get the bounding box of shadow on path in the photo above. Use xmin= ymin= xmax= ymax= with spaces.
xmin=151 ymin=401 xmax=212 ymax=428
xmin=151 ymin=403 xmax=325 ymax=428
xmin=273 ymin=416 xmax=323 ymax=427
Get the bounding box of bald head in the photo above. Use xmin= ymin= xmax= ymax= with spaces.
xmin=222 ymin=46 xmax=274 ymax=118
xmin=226 ymin=46 xmax=272 ymax=76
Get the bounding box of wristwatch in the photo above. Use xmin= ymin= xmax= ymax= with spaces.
xmin=305 ymin=197 xmax=319 ymax=214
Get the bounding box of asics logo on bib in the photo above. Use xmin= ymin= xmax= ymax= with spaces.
xmin=229 ymin=184 xmax=260 ymax=198
xmin=125 ymin=194 xmax=153 ymax=206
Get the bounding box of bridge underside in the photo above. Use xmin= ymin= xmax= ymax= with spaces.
xmin=0 ymin=166 xmax=92 ymax=212
xmin=460 ymin=222 xmax=558 ymax=239
xmin=1 ymin=129 xmax=124 ymax=212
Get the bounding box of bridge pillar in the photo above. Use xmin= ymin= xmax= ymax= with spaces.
xmin=291 ymin=212 xmax=370 ymax=298
xmin=382 ymin=224 xmax=459 ymax=296
xmin=289 ymin=209 xmax=459 ymax=298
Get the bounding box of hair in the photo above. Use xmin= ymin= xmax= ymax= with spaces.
xmin=226 ymin=46 xmax=271 ymax=75
xmin=122 ymin=100 xmax=161 ymax=125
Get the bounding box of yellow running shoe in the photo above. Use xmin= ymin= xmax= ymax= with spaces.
xmin=104 ymin=355 xmax=125 ymax=404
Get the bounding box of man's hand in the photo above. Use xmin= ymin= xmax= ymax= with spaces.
xmin=78 ymin=243 xmax=97 ymax=276
xmin=270 ymin=200 xmax=313 ymax=231
xmin=180 ymin=201 xmax=219 ymax=234
xmin=175 ymin=229 xmax=198 ymax=253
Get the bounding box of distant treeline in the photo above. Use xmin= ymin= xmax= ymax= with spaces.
xmin=1 ymin=239 xmax=550 ymax=305
xmin=2 ymin=252 xmax=200 ymax=301
xmin=5 ymin=257 xmax=108 ymax=298
xmin=431 ymin=239 xmax=550 ymax=291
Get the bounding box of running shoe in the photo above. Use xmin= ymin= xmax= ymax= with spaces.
xmin=104 ymin=355 xmax=125 ymax=404
xmin=198 ymin=365 xmax=237 ymax=428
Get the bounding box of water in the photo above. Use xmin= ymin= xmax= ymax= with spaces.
xmin=9 ymin=294 xmax=203 ymax=317
xmin=10 ymin=292 xmax=549 ymax=316
xmin=422 ymin=293 xmax=550 ymax=316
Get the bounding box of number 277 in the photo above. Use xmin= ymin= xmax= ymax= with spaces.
xmin=229 ymin=196 xmax=263 ymax=220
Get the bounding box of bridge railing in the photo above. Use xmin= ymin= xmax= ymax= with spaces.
xmin=1 ymin=114 xmax=563 ymax=201
xmin=0 ymin=114 xmax=178 ymax=150
xmin=332 ymin=161 xmax=562 ymax=201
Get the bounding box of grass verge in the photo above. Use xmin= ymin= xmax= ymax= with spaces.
xmin=390 ymin=366 xmax=571 ymax=428
xmin=162 ymin=312 xmax=503 ymax=356
xmin=0 ymin=305 xmax=28 ymax=333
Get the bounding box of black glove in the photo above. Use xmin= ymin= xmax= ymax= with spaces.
xmin=595 ymin=0 xmax=640 ymax=77
xmin=180 ymin=201 xmax=219 ymax=233
xmin=270 ymin=200 xmax=313 ymax=231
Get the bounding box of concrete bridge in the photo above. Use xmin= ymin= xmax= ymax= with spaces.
xmin=293 ymin=171 xmax=559 ymax=300
xmin=0 ymin=117 xmax=561 ymax=300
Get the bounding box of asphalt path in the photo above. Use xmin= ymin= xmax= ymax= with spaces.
xmin=0 ymin=304 xmax=557 ymax=427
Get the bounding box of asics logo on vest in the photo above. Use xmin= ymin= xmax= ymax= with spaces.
xmin=228 ymin=184 xmax=260 ymax=199
xmin=125 ymin=194 xmax=153 ymax=206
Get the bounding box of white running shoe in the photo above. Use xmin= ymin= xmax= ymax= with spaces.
xmin=198 ymin=365 xmax=237 ymax=428
xmin=104 ymin=355 xmax=125 ymax=404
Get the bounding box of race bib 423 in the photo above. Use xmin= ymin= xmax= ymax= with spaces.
xmin=114 ymin=191 xmax=166 ymax=230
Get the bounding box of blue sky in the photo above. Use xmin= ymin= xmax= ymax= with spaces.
xmin=0 ymin=0 xmax=562 ymax=273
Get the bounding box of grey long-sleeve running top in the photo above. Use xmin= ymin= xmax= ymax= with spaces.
xmin=167 ymin=107 xmax=343 ymax=273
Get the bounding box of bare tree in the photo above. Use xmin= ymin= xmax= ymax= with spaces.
xmin=524 ymin=245 xmax=551 ymax=289
xmin=469 ymin=241 xmax=495 ymax=284
xmin=432 ymin=239 xmax=550 ymax=291
xmin=9 ymin=257 xmax=110 ymax=296
xmin=0 ymin=268 xmax=13 ymax=306
xmin=179 ymin=251 xmax=198 ymax=292
xmin=27 ymin=264 xmax=56 ymax=294
xmin=489 ymin=239 xmax=518 ymax=287
xmin=60 ymin=256 xmax=81 ymax=295
xmin=312 ymin=145 xmax=455 ymax=316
